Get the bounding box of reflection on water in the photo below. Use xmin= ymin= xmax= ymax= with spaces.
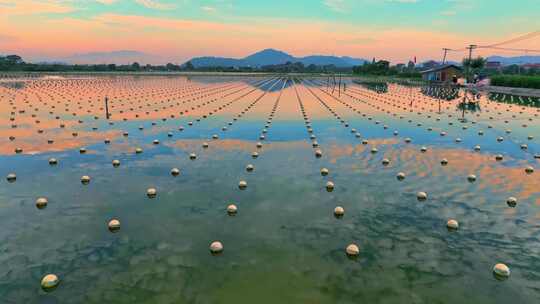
xmin=0 ymin=74 xmax=539 ymax=303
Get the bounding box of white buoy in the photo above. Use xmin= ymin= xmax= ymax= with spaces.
xmin=507 ymin=197 xmax=517 ymax=207
xmin=238 ymin=180 xmax=247 ymax=190
xmin=246 ymin=164 xmax=254 ymax=172
xmin=251 ymin=152 xmax=259 ymax=158
xmin=495 ymin=154 xmax=503 ymax=161
xmin=189 ymin=153 xmax=197 ymax=160
xmin=79 ymin=147 xmax=87 ymax=154
xmin=6 ymin=173 xmax=16 ymax=182
xmin=41 ymin=274 xmax=59 ymax=291
xmin=346 ymin=244 xmax=359 ymax=256
xmin=81 ymin=175 xmax=91 ymax=185
xmin=227 ymin=204 xmax=237 ymax=215
xmin=447 ymin=219 xmax=459 ymax=230
xmin=382 ymin=158 xmax=390 ymax=166
xmin=49 ymin=158 xmax=58 ymax=165
xmin=147 ymin=187 xmax=157 ymax=198
xmin=321 ymin=168 xmax=329 ymax=176
xmin=441 ymin=158 xmax=448 ymax=166
xmin=334 ymin=206 xmax=345 ymax=217
xmin=420 ymin=146 xmax=427 ymax=153
xmin=493 ymin=263 xmax=510 ymax=278
xmin=36 ymin=197 xmax=48 ymax=209
xmin=112 ymin=159 xmax=120 ymax=167
xmin=417 ymin=191 xmax=427 ymax=201
xmin=326 ymin=181 xmax=335 ymax=192
xmin=467 ymin=174 xmax=477 ymax=182
xmin=525 ymin=166 xmax=534 ymax=174
xmin=210 ymin=241 xmax=223 ymax=253
xmin=474 ymin=145 xmax=481 ymax=151
xmin=135 ymin=147 xmax=143 ymax=154
xmin=315 ymin=149 xmax=322 ymax=158
xmin=396 ymin=172 xmax=406 ymax=181
xmin=202 ymin=142 xmax=209 ymax=148
xmin=171 ymin=168 xmax=180 ymax=176
xmin=153 ymin=139 xmax=160 ymax=145
xmin=256 ymin=142 xmax=263 ymax=148
xmin=108 ymin=219 xmax=120 ymax=232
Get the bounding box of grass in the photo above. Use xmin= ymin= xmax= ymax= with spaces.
xmin=490 ymin=75 xmax=540 ymax=89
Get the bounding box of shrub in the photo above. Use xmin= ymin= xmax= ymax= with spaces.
xmin=490 ymin=75 xmax=540 ymax=89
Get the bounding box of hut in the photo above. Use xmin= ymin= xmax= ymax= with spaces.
xmin=421 ymin=64 xmax=462 ymax=83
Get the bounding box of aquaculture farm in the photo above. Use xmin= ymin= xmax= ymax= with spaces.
xmin=0 ymin=75 xmax=539 ymax=303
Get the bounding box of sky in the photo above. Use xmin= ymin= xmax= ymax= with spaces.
xmin=0 ymin=0 xmax=539 ymax=64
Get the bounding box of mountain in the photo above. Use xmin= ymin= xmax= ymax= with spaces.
xmin=187 ymin=49 xmax=367 ymax=68
xmin=59 ymin=50 xmax=164 ymax=65
xmin=487 ymin=56 xmax=540 ymax=65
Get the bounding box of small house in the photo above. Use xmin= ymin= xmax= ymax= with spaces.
xmin=421 ymin=64 xmax=462 ymax=83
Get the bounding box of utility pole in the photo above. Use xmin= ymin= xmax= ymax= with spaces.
xmin=442 ymin=48 xmax=451 ymax=64
xmin=466 ymin=45 xmax=477 ymax=83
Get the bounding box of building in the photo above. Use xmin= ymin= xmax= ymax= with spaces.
xmin=421 ymin=64 xmax=463 ymax=83
xmin=486 ymin=61 xmax=502 ymax=69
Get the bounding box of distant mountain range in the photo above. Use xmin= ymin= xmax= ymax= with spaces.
xmin=31 ymin=50 xmax=165 ymax=65
xmin=186 ymin=48 xmax=368 ymax=68
xmin=486 ymin=55 xmax=540 ymax=65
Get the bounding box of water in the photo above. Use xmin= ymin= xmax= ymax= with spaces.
xmin=0 ymin=75 xmax=539 ymax=303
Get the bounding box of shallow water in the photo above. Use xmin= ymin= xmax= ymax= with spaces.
xmin=0 ymin=75 xmax=539 ymax=303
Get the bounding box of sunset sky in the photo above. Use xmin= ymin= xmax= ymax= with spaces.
xmin=1 ymin=0 xmax=539 ymax=64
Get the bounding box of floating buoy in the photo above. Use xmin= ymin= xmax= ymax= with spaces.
xmin=382 ymin=158 xmax=390 ymax=166
xmin=41 ymin=274 xmax=59 ymax=291
xmin=495 ymin=154 xmax=503 ymax=161
xmin=334 ymin=206 xmax=344 ymax=217
xmin=251 ymin=152 xmax=259 ymax=158
xmin=321 ymin=168 xmax=329 ymax=176
xmin=315 ymin=149 xmax=322 ymax=158
xmin=474 ymin=145 xmax=481 ymax=151
xmin=417 ymin=191 xmax=427 ymax=201
xmin=326 ymin=181 xmax=335 ymax=192
xmin=441 ymin=158 xmax=448 ymax=166
xmin=6 ymin=173 xmax=16 ymax=182
xmin=238 ymin=180 xmax=247 ymax=190
xmin=525 ymin=166 xmax=534 ymax=174
xmin=79 ymin=147 xmax=87 ymax=154
xmin=108 ymin=219 xmax=120 ymax=232
xmin=256 ymin=142 xmax=263 ymax=148
xmin=396 ymin=172 xmax=406 ymax=181
xmin=147 ymin=188 xmax=157 ymax=198
xmin=36 ymin=197 xmax=48 ymax=209
xmin=210 ymin=241 xmax=223 ymax=254
xmin=420 ymin=146 xmax=427 ymax=153
xmin=153 ymin=139 xmax=160 ymax=145
xmin=135 ymin=147 xmax=143 ymax=154
xmin=81 ymin=175 xmax=91 ymax=185
xmin=212 ymin=134 xmax=218 ymax=139
xmin=112 ymin=159 xmax=120 ymax=167
xmin=493 ymin=263 xmax=510 ymax=279
xmin=467 ymin=174 xmax=477 ymax=182
xmin=189 ymin=153 xmax=197 ymax=160
xmin=506 ymin=197 xmax=517 ymax=207
xmin=227 ymin=204 xmax=237 ymax=215
xmin=202 ymin=142 xmax=209 ymax=148
xmin=48 ymin=158 xmax=58 ymax=165
xmin=371 ymin=147 xmax=378 ymax=153
xmin=346 ymin=244 xmax=359 ymax=256
xmin=497 ymin=137 xmax=504 ymax=142
xmin=171 ymin=168 xmax=180 ymax=176
xmin=447 ymin=219 xmax=459 ymax=230
xmin=246 ymin=164 xmax=254 ymax=172
xmin=404 ymin=138 xmax=411 ymax=143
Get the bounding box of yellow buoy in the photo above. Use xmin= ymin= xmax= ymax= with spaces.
xmin=493 ymin=263 xmax=510 ymax=279
xmin=41 ymin=274 xmax=59 ymax=291
xmin=334 ymin=206 xmax=345 ymax=217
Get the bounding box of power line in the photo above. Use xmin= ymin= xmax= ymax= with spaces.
xmin=481 ymin=30 xmax=540 ymax=48
xmin=477 ymin=46 xmax=540 ymax=53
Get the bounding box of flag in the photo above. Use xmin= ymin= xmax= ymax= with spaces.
xmin=414 ymin=56 xmax=417 ymax=63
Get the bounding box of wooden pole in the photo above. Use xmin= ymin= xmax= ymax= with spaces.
xmin=105 ymin=96 xmax=110 ymax=119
